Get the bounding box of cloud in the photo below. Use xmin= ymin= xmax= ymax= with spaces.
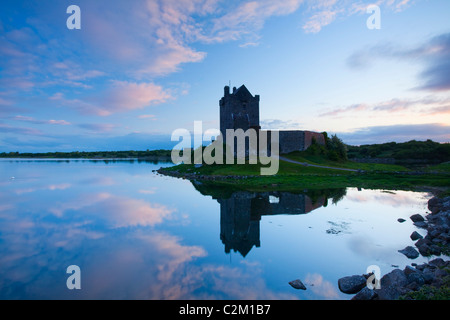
xmin=12 ymin=115 xmax=71 ymax=126
xmin=302 ymin=0 xmax=415 ymax=33
xmin=0 ymin=123 xmax=44 ymax=136
xmin=418 ymin=33 xmax=450 ymax=91
xmin=302 ymin=9 xmax=339 ymax=34
xmin=96 ymin=81 xmax=172 ymax=114
xmin=138 ymin=114 xmax=157 ymax=120
xmin=260 ymin=119 xmax=304 ymax=130
xmin=208 ymin=0 xmax=304 ymax=42
xmin=335 ymin=123 xmax=450 ymax=145
xmin=49 ymin=82 xmax=172 ymax=116
xmin=347 ymin=32 xmax=450 ymax=92
xmin=78 ymin=123 xmax=118 ymax=133
xmin=320 ymin=96 xmax=450 ymax=117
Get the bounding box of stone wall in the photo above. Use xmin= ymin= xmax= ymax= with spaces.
xmin=278 ymin=131 xmax=305 ymax=154
xmin=277 ymin=130 xmax=325 ymax=154
xmin=304 ymin=131 xmax=326 ymax=149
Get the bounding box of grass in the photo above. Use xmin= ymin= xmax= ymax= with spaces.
xmin=400 ymin=270 xmax=450 ymax=300
xmin=161 ymin=152 xmax=450 ymax=195
xmin=283 ymin=151 xmax=409 ymax=172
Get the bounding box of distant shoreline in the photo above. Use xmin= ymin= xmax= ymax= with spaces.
xmin=0 ymin=150 xmax=173 ymax=160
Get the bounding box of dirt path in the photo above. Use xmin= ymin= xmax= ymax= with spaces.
xmin=279 ymin=156 xmax=360 ymax=172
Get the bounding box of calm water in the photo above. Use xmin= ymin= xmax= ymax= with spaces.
xmin=0 ymin=159 xmax=433 ymax=300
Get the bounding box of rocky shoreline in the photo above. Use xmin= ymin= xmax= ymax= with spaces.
xmin=338 ymin=196 xmax=450 ymax=300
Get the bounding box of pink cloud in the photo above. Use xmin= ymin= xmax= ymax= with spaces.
xmin=138 ymin=114 xmax=157 ymax=119
xmin=320 ymin=96 xmax=450 ymax=118
xmin=302 ymin=0 xmax=417 ymax=33
xmin=302 ymin=10 xmax=339 ymax=33
xmin=99 ymin=81 xmax=172 ymax=114
xmin=12 ymin=115 xmax=71 ymax=126
xmin=48 ymin=82 xmax=171 ymax=116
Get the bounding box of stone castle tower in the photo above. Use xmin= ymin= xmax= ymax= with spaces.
xmin=219 ymin=84 xmax=325 ymax=153
xmin=219 ymin=85 xmax=260 ymax=143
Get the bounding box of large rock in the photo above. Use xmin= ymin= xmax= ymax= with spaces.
xmin=288 ymin=279 xmax=306 ymax=290
xmin=351 ymin=287 xmax=377 ymax=300
xmin=380 ymin=269 xmax=408 ymax=288
xmin=375 ymin=269 xmax=409 ymax=300
xmin=429 ymin=258 xmax=447 ymax=268
xmin=413 ymin=221 xmax=428 ymax=229
xmin=418 ymin=244 xmax=432 ymax=256
xmin=407 ymin=273 xmax=425 ymax=286
xmin=415 ymin=238 xmax=431 ymax=248
xmin=428 ymin=197 xmax=443 ymax=214
xmin=430 ymin=245 xmax=442 ymax=256
xmin=338 ymin=275 xmax=367 ymax=294
xmin=410 ymin=231 xmax=423 ymax=241
xmin=410 ymin=214 xmax=425 ymax=222
xmin=398 ymin=246 xmax=419 ymax=259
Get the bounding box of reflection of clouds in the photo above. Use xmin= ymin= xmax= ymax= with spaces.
xmin=345 ymin=189 xmax=427 ymax=208
xmin=138 ymin=188 xmax=157 ymax=194
xmin=49 ymin=192 xmax=174 ymax=228
xmin=347 ymin=235 xmax=400 ymax=262
xmin=304 ymin=273 xmax=339 ymax=300
xmin=14 ymin=183 xmax=72 ymax=195
xmin=0 ymin=223 xmax=297 ymax=299
xmin=49 ymin=192 xmax=111 ymax=217
xmin=189 ymin=265 xmax=296 ymax=300
xmin=88 ymin=195 xmax=173 ymax=228
xmin=79 ymin=230 xmax=207 ymax=300
xmin=0 ymin=204 xmax=14 ymax=213
xmin=80 ymin=176 xmax=115 ymax=186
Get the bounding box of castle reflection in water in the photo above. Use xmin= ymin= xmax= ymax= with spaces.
xmin=217 ymin=192 xmax=326 ymax=257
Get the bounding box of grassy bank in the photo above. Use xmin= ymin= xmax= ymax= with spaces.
xmin=159 ymin=151 xmax=450 ymax=195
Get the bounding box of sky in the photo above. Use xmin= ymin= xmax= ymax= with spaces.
xmin=0 ymin=0 xmax=449 ymax=152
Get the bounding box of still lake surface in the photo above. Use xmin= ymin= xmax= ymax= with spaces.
xmin=0 ymin=159 xmax=433 ymax=299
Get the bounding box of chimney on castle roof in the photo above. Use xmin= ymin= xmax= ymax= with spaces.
xmin=233 ymin=87 xmax=236 ymax=94
xmin=224 ymin=86 xmax=230 ymax=96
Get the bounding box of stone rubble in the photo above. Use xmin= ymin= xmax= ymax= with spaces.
xmin=339 ymin=196 xmax=450 ymax=300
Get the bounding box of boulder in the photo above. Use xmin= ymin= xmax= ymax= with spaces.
xmin=398 ymin=246 xmax=419 ymax=259
xmin=351 ymin=287 xmax=377 ymax=300
xmin=338 ymin=275 xmax=367 ymax=294
xmin=418 ymin=244 xmax=432 ymax=256
xmin=430 ymin=245 xmax=441 ymax=256
xmin=413 ymin=221 xmax=428 ymax=229
xmin=429 ymin=258 xmax=446 ymax=268
xmin=428 ymin=197 xmax=443 ymax=214
xmin=422 ymin=271 xmax=435 ymax=284
xmin=410 ymin=231 xmax=423 ymax=241
xmin=410 ymin=214 xmax=425 ymax=222
xmin=375 ymin=269 xmax=409 ymax=300
xmin=407 ymin=273 xmax=425 ymax=286
xmin=397 ymin=218 xmax=406 ymax=223
xmin=415 ymin=238 xmax=431 ymax=248
xmin=289 ymin=279 xmax=306 ymax=290
xmin=376 ymin=285 xmax=409 ymax=300
xmin=403 ymin=265 xmax=418 ymax=276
